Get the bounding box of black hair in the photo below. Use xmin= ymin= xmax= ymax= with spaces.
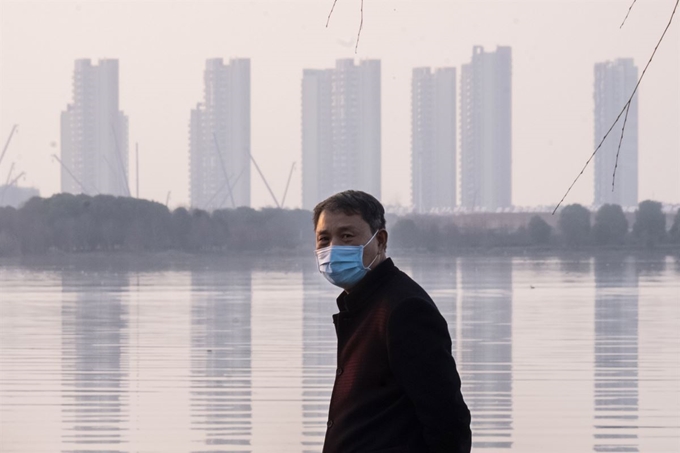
xmin=313 ymin=190 xmax=386 ymax=233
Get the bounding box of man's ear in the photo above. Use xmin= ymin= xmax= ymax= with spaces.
xmin=378 ymin=230 xmax=388 ymax=251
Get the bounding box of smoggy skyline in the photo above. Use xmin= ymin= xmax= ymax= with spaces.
xmin=1 ymin=0 xmax=678 ymax=209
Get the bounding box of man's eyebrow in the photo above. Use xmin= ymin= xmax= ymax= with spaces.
xmin=316 ymin=225 xmax=358 ymax=236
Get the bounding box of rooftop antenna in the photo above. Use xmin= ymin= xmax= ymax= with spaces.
xmin=212 ymin=133 xmax=236 ymax=208
xmin=0 ymin=125 xmax=18 ymax=168
xmin=52 ymin=154 xmax=93 ymax=194
xmin=280 ymin=162 xmax=296 ymax=208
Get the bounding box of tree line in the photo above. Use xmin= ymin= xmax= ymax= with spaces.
xmin=0 ymin=194 xmax=678 ymax=256
xmin=392 ymin=201 xmax=679 ymax=252
xmin=0 ymin=194 xmax=311 ymax=255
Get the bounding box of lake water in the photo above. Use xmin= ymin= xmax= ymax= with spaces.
xmin=1 ymin=253 xmax=679 ymax=453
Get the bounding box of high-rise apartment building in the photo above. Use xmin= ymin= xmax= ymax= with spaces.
xmin=301 ymin=68 xmax=333 ymax=211
xmin=61 ymin=59 xmax=129 ymax=196
xmin=302 ymin=59 xmax=381 ymax=210
xmin=460 ymin=46 xmax=512 ymax=211
xmin=411 ymin=67 xmax=457 ymax=213
xmin=190 ymin=58 xmax=251 ymax=209
xmin=594 ymin=58 xmax=638 ymax=207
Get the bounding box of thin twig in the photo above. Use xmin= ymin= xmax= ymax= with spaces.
xmin=326 ymin=0 xmax=366 ymax=52
xmin=620 ymin=0 xmax=638 ymax=28
xmin=612 ymin=100 xmax=631 ymax=191
xmin=355 ymin=0 xmax=364 ymax=54
xmin=553 ymin=0 xmax=679 ymax=214
xmin=552 ymin=111 xmax=626 ymax=214
xmin=326 ymin=0 xmax=339 ymax=27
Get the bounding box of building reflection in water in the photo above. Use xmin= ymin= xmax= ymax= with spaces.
xmin=593 ymin=257 xmax=639 ymax=453
xmin=560 ymin=256 xmax=593 ymax=276
xmin=460 ymin=257 xmax=513 ymax=449
xmin=410 ymin=256 xmax=458 ymax=345
xmin=190 ymin=269 xmax=252 ymax=452
xmin=301 ymin=263 xmax=337 ymax=453
xmin=60 ymin=270 xmax=129 ymax=452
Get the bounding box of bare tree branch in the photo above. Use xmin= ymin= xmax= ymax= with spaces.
xmin=326 ymin=0 xmax=365 ymax=53
xmin=326 ymin=0 xmax=340 ymax=27
xmin=553 ymin=0 xmax=679 ymax=214
xmin=355 ymin=0 xmax=364 ymax=54
xmin=612 ymin=100 xmax=632 ymax=190
xmin=620 ymin=0 xmax=639 ymax=28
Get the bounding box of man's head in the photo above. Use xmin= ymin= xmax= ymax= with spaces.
xmin=313 ymin=191 xmax=388 ymax=284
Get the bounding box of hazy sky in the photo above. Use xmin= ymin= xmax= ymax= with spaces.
xmin=1 ymin=0 xmax=678 ymax=209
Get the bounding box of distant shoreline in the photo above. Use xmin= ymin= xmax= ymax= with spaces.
xmin=1 ymin=246 xmax=677 ymax=273
xmin=1 ymin=194 xmax=679 ymax=259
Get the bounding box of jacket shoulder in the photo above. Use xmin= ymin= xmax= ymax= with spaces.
xmin=381 ymin=266 xmax=435 ymax=309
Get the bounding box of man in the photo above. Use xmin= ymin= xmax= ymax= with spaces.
xmin=313 ymin=190 xmax=471 ymax=453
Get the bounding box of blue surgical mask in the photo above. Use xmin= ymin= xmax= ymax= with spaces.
xmin=315 ymin=230 xmax=381 ymax=289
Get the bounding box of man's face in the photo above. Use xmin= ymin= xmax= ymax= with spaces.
xmin=315 ymin=210 xmax=386 ymax=269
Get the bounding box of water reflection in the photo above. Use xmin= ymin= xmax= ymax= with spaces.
xmin=2 ymin=254 xmax=677 ymax=452
xmin=60 ymin=271 xmax=129 ymax=452
xmin=460 ymin=257 xmax=513 ymax=449
xmin=410 ymin=257 xmax=458 ymax=344
xmin=301 ymin=264 xmax=336 ymax=453
xmin=191 ymin=269 xmax=252 ymax=452
xmin=560 ymin=255 xmax=592 ymax=276
xmin=593 ymin=257 xmax=639 ymax=453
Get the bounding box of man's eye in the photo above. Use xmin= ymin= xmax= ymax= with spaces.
xmin=342 ymin=234 xmax=353 ymax=239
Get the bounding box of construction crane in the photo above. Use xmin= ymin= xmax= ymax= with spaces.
xmin=136 ymin=143 xmax=139 ymax=198
xmin=207 ymin=164 xmax=248 ymax=210
xmin=212 ymin=133 xmax=297 ymax=210
xmin=249 ymin=152 xmax=281 ymax=208
xmin=0 ymin=125 xmax=18 ymax=168
xmin=5 ymin=171 xmax=24 ymax=187
xmin=110 ymin=123 xmax=131 ymax=197
xmin=4 ymin=162 xmax=15 ymax=187
xmin=212 ymin=133 xmax=237 ymax=208
xmin=0 ymin=171 xmax=25 ymax=204
xmin=52 ymin=154 xmax=93 ymax=194
xmin=280 ymin=162 xmax=296 ymax=208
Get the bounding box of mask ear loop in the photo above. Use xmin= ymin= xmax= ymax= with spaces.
xmin=365 ymin=252 xmax=380 ymax=270
xmin=364 ymin=228 xmax=380 ymax=246
xmin=364 ymin=229 xmax=383 ymax=270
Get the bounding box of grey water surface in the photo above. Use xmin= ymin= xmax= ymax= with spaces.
xmin=1 ymin=253 xmax=678 ymax=453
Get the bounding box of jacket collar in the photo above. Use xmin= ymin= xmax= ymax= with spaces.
xmin=336 ymin=258 xmax=396 ymax=313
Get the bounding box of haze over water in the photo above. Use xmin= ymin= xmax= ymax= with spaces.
xmin=1 ymin=252 xmax=678 ymax=452
xmin=1 ymin=1 xmax=678 ymax=207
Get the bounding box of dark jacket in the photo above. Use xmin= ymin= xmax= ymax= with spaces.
xmin=323 ymin=258 xmax=471 ymax=453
